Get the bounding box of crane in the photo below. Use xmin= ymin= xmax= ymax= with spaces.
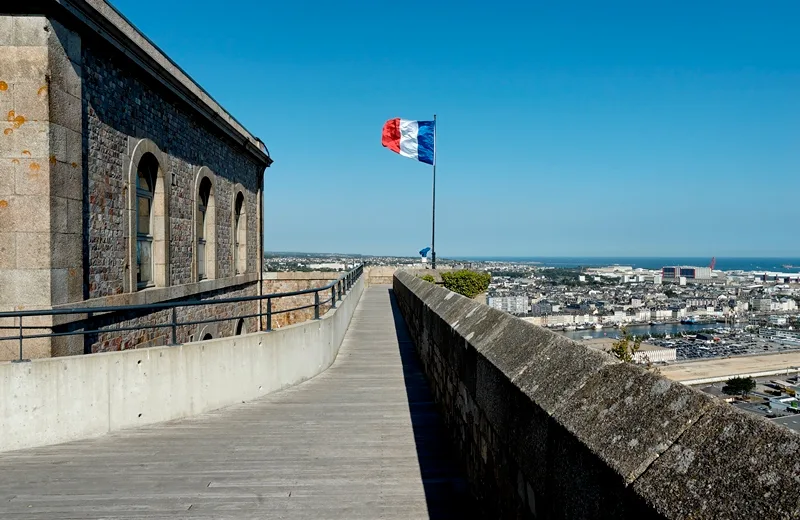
xmin=709 ymin=257 xmax=716 ymax=270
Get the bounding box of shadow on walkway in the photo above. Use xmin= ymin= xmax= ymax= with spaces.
xmin=386 ymin=288 xmax=478 ymax=519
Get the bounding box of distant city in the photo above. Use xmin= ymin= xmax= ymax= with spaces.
xmin=264 ymin=251 xmax=800 ymax=432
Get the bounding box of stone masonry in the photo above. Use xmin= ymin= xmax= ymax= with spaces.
xmin=0 ymin=2 xmax=271 ymax=359
xmin=261 ymin=272 xmax=341 ymax=329
xmin=394 ymin=271 xmax=800 ymax=519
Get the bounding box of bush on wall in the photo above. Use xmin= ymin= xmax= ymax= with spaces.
xmin=440 ymin=270 xmax=491 ymax=299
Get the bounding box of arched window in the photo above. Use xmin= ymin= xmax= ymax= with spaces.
xmin=127 ymin=140 xmax=169 ymax=293
xmin=235 ymin=318 xmax=246 ymax=336
xmin=136 ymin=154 xmax=158 ymax=289
xmin=195 ymin=170 xmax=216 ymax=281
xmin=202 ymin=333 xmax=213 ymax=341
xmin=197 ymin=178 xmax=210 ymax=280
xmin=233 ymin=192 xmax=246 ymax=275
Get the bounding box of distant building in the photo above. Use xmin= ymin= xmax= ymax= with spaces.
xmin=530 ymin=301 xmax=553 ymax=316
xmin=581 ymin=338 xmax=676 ymax=364
xmin=488 ymin=296 xmax=528 ymax=315
xmin=752 ymin=298 xmax=773 ymax=312
xmin=662 ymin=266 xmax=712 ymax=282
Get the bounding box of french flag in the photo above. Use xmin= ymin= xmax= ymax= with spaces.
xmin=381 ymin=118 xmax=435 ymax=165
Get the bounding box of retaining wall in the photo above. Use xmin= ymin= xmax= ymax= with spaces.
xmin=394 ymin=271 xmax=799 ymax=520
xmin=0 ymin=276 xmax=363 ymax=453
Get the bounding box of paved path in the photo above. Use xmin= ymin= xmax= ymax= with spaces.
xmin=0 ymin=286 xmax=471 ymax=519
xmin=660 ymin=351 xmax=800 ymax=382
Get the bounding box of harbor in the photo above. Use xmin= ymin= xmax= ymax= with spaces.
xmin=559 ymin=322 xmax=736 ymax=341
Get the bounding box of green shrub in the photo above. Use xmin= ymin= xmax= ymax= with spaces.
xmin=420 ymin=274 xmax=435 ymax=283
xmin=440 ymin=270 xmax=491 ymax=298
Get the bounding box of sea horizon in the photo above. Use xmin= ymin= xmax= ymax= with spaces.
xmin=447 ymin=256 xmax=800 ymax=272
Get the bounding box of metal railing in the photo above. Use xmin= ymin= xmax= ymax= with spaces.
xmin=0 ymin=264 xmax=364 ymax=362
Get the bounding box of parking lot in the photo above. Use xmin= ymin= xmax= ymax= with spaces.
xmin=695 ymin=376 xmax=800 ymax=434
xmin=649 ymin=330 xmax=800 ymax=361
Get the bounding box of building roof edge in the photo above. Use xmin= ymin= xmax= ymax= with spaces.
xmin=52 ymin=0 xmax=272 ymax=166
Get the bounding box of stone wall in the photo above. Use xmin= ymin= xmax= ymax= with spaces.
xmin=83 ymin=43 xmax=262 ymax=297
xmin=262 ymin=272 xmax=341 ymax=328
xmin=394 ymin=271 xmax=800 ymax=520
xmin=365 ymin=266 xmax=397 ymax=285
xmin=0 ymin=15 xmax=83 ymax=358
xmin=70 ymin=281 xmax=260 ymax=354
xmin=0 ymin=4 xmax=270 ymax=359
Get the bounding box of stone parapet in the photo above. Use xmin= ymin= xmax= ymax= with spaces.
xmin=261 ymin=271 xmax=341 ymax=328
xmin=394 ymin=270 xmax=800 ymax=520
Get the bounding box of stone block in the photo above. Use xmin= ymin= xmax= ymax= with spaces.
xmin=0 ymin=83 xmax=12 ymax=123
xmin=21 ymin=335 xmax=51 ymax=359
xmin=15 ymin=232 xmax=50 ymax=269
xmin=0 ymin=268 xmax=50 ymax=305
xmin=634 ymin=403 xmax=800 ymax=519
xmin=51 ymin=334 xmax=83 ymax=357
xmin=8 ymin=121 xmax=49 ymax=158
xmin=553 ymin=362 xmax=715 ymax=484
xmin=48 ymin=89 xmax=81 ymax=133
xmin=6 ymin=194 xmax=50 ymax=232
xmin=50 ymin=195 xmax=69 ymax=234
xmin=51 ymin=232 xmax=81 ymax=269
xmin=6 ymin=46 xmax=48 ymax=81
xmin=49 ymin=19 xmax=81 ymax=65
xmin=49 ymin=51 xmax=82 ymax=99
xmin=50 ymin=267 xmax=83 ymax=305
xmin=0 ymin=158 xmax=13 ymax=195
xmin=65 ymin=127 xmax=82 ymax=166
xmin=51 ymin=160 xmax=82 ymax=200
xmin=14 ymin=157 xmax=49 ymax=196
xmin=0 ymin=18 xmax=12 ymax=46
xmin=0 ymin=197 xmax=11 ymax=233
xmin=12 ymin=80 xmax=48 ymax=122
xmin=50 ymin=122 xmax=67 ymax=162
xmin=66 ymin=198 xmax=82 ymax=234
xmin=13 ymin=17 xmax=49 ymax=46
xmin=0 ymin=232 xmax=14 ymax=268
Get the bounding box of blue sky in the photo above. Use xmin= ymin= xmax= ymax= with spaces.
xmin=113 ymin=0 xmax=800 ymax=257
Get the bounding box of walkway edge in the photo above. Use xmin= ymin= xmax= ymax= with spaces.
xmin=0 ymin=277 xmax=365 ymax=453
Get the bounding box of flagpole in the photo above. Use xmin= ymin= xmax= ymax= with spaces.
xmin=431 ymin=114 xmax=437 ymax=270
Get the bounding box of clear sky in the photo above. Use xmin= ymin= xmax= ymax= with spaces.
xmin=112 ymin=0 xmax=800 ymax=258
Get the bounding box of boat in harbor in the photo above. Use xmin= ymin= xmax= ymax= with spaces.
xmin=649 ymin=321 xmax=663 ymax=326
xmin=593 ymin=323 xmax=603 ymax=330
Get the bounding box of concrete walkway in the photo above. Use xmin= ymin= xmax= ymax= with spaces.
xmin=0 ymin=286 xmax=471 ymax=519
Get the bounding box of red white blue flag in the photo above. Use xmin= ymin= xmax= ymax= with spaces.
xmin=381 ymin=118 xmax=435 ymax=165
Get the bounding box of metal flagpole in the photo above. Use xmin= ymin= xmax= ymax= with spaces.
xmin=431 ymin=114 xmax=437 ymax=270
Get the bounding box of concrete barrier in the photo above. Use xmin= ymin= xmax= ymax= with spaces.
xmin=0 ymin=276 xmax=364 ymax=453
xmin=394 ymin=271 xmax=800 ymax=520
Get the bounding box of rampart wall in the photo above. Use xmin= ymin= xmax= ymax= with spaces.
xmin=394 ymin=271 xmax=799 ymax=520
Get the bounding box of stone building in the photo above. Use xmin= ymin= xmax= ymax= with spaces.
xmin=0 ymin=0 xmax=272 ymax=359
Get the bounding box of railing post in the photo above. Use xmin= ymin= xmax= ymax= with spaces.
xmin=12 ymin=315 xmax=29 ymax=363
xmin=266 ymin=297 xmax=272 ymax=331
xmin=331 ymin=286 xmax=337 ymax=308
xmin=18 ymin=316 xmax=23 ymax=362
xmin=314 ymin=291 xmax=320 ymax=319
xmin=171 ymin=307 xmax=177 ymax=345
xmin=338 ymin=281 xmax=343 ymax=301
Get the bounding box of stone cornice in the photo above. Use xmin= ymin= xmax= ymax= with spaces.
xmin=49 ymin=0 xmax=273 ymax=167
